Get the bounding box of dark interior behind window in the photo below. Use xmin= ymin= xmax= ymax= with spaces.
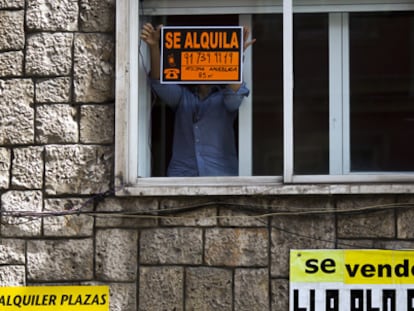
xmin=251 ymin=14 xmax=284 ymax=175
xmin=350 ymin=11 xmax=414 ymax=171
xmin=293 ymin=14 xmax=329 ymax=174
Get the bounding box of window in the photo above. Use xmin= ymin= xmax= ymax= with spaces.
xmin=115 ymin=0 xmax=414 ymax=195
xmin=349 ymin=12 xmax=414 ymax=172
xmin=290 ymin=7 xmax=414 ymax=183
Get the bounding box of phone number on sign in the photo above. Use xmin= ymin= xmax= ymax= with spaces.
xmin=181 ymin=52 xmax=239 ymax=66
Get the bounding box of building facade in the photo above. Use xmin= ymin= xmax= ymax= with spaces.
xmin=1 ymin=0 xmax=414 ymax=310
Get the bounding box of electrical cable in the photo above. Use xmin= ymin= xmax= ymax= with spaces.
xmin=1 ymin=197 xmax=413 ymax=219
xmin=2 ymin=185 xmax=413 ymax=250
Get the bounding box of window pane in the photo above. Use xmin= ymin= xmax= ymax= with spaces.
xmin=350 ymin=11 xmax=414 ymax=171
xmin=252 ymin=14 xmax=284 ymax=175
xmin=293 ymin=14 xmax=329 ymax=174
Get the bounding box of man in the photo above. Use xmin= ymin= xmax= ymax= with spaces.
xmin=141 ymin=23 xmax=255 ymax=177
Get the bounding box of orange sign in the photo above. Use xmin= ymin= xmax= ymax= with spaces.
xmin=160 ymin=26 xmax=243 ymax=83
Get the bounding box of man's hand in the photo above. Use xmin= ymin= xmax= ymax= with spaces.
xmin=140 ymin=23 xmax=162 ymax=79
xmin=227 ymin=26 xmax=256 ymax=92
xmin=243 ymin=26 xmax=256 ymax=52
xmin=140 ymin=23 xmax=162 ymax=47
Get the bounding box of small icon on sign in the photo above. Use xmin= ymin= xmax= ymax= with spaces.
xmin=164 ymin=68 xmax=180 ymax=79
xmin=168 ymin=53 xmax=176 ymax=67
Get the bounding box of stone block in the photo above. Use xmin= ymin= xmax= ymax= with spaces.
xmin=140 ymin=228 xmax=203 ymax=265
xmin=0 ymin=265 xmax=25 ymax=286
xmin=26 ymin=0 xmax=78 ymax=31
xmin=80 ymin=0 xmax=115 ymax=32
xmin=27 ymin=239 xmax=93 ymax=281
xmin=0 ymin=147 xmax=10 ymax=189
xmin=217 ymin=197 xmax=274 ymax=228
xmin=338 ymin=239 xmax=414 ymax=250
xmin=45 ymin=145 xmax=113 ymax=195
xmin=36 ymin=77 xmax=71 ymax=103
xmin=375 ymin=240 xmax=414 ymax=249
xmin=337 ymin=196 xmax=395 ymax=238
xmin=139 ymin=266 xmax=184 ymax=311
xmin=0 ymin=11 xmax=24 ymax=50
xmin=234 ymin=269 xmax=269 ymax=311
xmin=271 ymin=278 xmax=289 ymax=311
xmin=95 ymin=229 xmax=138 ymax=281
xmin=11 ymin=146 xmax=44 ymax=189
xmin=160 ymin=207 xmax=217 ymax=226
xmin=0 ymin=51 xmax=23 ymax=76
xmin=1 ymin=191 xmax=42 ymax=237
xmin=35 ymin=104 xmax=78 ymax=143
xmin=80 ymin=104 xmax=114 ymax=143
xmin=0 ymin=79 xmax=34 ymax=144
xmin=159 ymin=198 xmax=217 ymax=226
xmin=95 ymin=197 xmax=158 ymax=228
xmin=219 ymin=208 xmax=267 ymax=227
xmin=74 ymin=33 xmax=114 ymax=103
xmin=398 ymin=209 xmax=414 ymax=238
xmin=205 ymin=228 xmax=268 ymax=266
xmin=108 ymin=283 xmax=136 ymax=311
xmin=397 ymin=196 xmax=414 ymax=239
xmin=43 ymin=198 xmax=93 ymax=237
xmin=271 ymin=221 xmax=335 ymax=278
xmin=337 ymin=239 xmax=377 ymax=249
xmin=270 ymin=197 xmax=335 ymax=277
xmin=26 ymin=32 xmax=73 ymax=76
xmin=0 ymin=0 xmax=24 ymax=8
xmin=186 ymin=267 xmax=232 ymax=311
xmin=0 ymin=239 xmax=25 ymax=264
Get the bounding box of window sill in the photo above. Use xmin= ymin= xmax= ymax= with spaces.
xmin=115 ymin=176 xmax=414 ymax=196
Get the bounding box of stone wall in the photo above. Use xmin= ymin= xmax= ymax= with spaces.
xmin=1 ymin=1 xmax=414 ymax=311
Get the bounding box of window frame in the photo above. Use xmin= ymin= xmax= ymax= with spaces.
xmin=115 ymin=0 xmax=414 ymax=196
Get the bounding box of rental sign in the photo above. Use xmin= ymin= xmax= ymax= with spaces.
xmin=0 ymin=285 xmax=109 ymax=310
xmin=290 ymin=249 xmax=414 ymax=311
xmin=160 ymin=26 xmax=243 ymax=84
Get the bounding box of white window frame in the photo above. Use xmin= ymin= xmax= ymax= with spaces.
xmin=115 ymin=0 xmax=414 ymax=196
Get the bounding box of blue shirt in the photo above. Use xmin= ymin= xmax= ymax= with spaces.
xmin=151 ymin=80 xmax=249 ymax=177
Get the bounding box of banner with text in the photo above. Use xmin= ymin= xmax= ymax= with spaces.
xmin=160 ymin=26 xmax=243 ymax=84
xmin=290 ymin=249 xmax=414 ymax=311
xmin=0 ymin=285 xmax=109 ymax=310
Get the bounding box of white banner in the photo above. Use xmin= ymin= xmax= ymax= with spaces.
xmin=290 ymin=249 xmax=414 ymax=311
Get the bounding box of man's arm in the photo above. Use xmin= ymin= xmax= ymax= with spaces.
xmin=140 ymin=23 xmax=162 ymax=79
xmin=227 ymin=26 xmax=256 ymax=92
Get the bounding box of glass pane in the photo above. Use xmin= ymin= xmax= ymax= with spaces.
xmin=350 ymin=11 xmax=414 ymax=172
xmin=293 ymin=14 xmax=329 ymax=174
xmin=252 ymin=14 xmax=284 ymax=175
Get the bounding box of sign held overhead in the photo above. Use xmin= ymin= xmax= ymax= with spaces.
xmin=160 ymin=26 xmax=243 ymax=84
